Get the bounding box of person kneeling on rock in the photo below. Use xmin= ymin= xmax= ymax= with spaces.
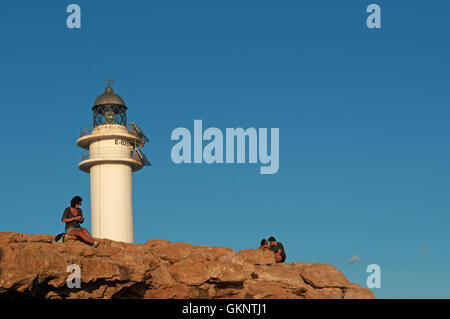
xmin=61 ymin=196 xmax=99 ymax=248
xmin=258 ymin=239 xmax=270 ymax=251
xmin=268 ymin=236 xmax=286 ymax=263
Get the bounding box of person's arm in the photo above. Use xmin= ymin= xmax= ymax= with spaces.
xmin=61 ymin=208 xmax=81 ymax=223
xmin=62 ymin=216 xmax=81 ymax=223
xmin=274 ymin=244 xmax=281 ymax=255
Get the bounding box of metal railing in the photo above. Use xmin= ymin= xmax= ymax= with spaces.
xmin=80 ymin=123 xmax=140 ymax=138
xmin=79 ymin=122 xmax=150 ymax=166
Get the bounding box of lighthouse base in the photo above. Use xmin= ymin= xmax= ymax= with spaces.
xmin=90 ymin=163 xmax=134 ymax=243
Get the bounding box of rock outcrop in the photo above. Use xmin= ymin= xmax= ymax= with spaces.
xmin=0 ymin=232 xmax=375 ymax=299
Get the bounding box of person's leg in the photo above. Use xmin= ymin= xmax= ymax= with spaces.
xmin=68 ymin=228 xmax=94 ymax=245
xmin=67 ymin=228 xmax=82 ymax=241
xmin=275 ymin=254 xmax=282 ymax=263
xmin=80 ymin=228 xmax=99 ymax=247
xmin=80 ymin=228 xmax=95 ymax=243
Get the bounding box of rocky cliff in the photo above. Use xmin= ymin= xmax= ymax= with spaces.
xmin=0 ymin=232 xmax=374 ymax=299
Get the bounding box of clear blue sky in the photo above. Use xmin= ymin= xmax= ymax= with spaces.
xmin=0 ymin=0 xmax=449 ymax=298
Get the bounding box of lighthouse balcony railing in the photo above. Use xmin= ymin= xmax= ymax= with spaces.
xmin=79 ymin=123 xmax=141 ymax=139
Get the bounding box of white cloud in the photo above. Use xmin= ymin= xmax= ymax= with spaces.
xmin=348 ymin=255 xmax=362 ymax=264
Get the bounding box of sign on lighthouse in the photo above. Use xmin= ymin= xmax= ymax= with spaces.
xmin=77 ymin=82 xmax=150 ymax=244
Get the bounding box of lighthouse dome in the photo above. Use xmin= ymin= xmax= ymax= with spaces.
xmin=93 ymin=86 xmax=126 ymax=107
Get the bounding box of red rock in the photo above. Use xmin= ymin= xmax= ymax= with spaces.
xmin=0 ymin=231 xmax=375 ymax=299
xmin=305 ymin=288 xmax=344 ymax=299
xmin=238 ymin=248 xmax=276 ymax=265
xmin=168 ymin=258 xmax=210 ymax=286
xmin=343 ymin=283 xmax=375 ymax=299
xmin=292 ymin=262 xmax=351 ymax=288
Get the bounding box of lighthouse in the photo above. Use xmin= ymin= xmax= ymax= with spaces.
xmin=77 ymin=82 xmax=150 ymax=243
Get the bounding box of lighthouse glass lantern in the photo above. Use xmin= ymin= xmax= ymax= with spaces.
xmin=92 ymin=87 xmax=127 ymax=127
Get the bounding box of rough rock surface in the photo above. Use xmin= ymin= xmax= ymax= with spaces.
xmin=0 ymin=232 xmax=375 ymax=299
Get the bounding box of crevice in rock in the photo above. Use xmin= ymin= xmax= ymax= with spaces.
xmin=1 ymin=276 xmax=64 ymax=299
xmin=288 ymin=287 xmax=308 ymax=298
xmin=111 ymin=282 xmax=148 ymax=299
xmin=300 ymin=276 xmax=320 ymax=289
xmin=341 ymin=288 xmax=347 ymax=299
xmin=209 ymin=280 xmax=244 ymax=290
xmin=301 ymin=276 xmax=346 ymax=291
xmin=302 ymin=279 xmax=318 ymax=290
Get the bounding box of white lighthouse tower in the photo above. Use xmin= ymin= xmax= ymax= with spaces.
xmin=77 ymin=81 xmax=150 ymax=243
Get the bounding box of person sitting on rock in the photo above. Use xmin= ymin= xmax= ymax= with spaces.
xmin=258 ymin=239 xmax=270 ymax=250
xmin=268 ymin=236 xmax=286 ymax=263
xmin=61 ymin=196 xmax=99 ymax=248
